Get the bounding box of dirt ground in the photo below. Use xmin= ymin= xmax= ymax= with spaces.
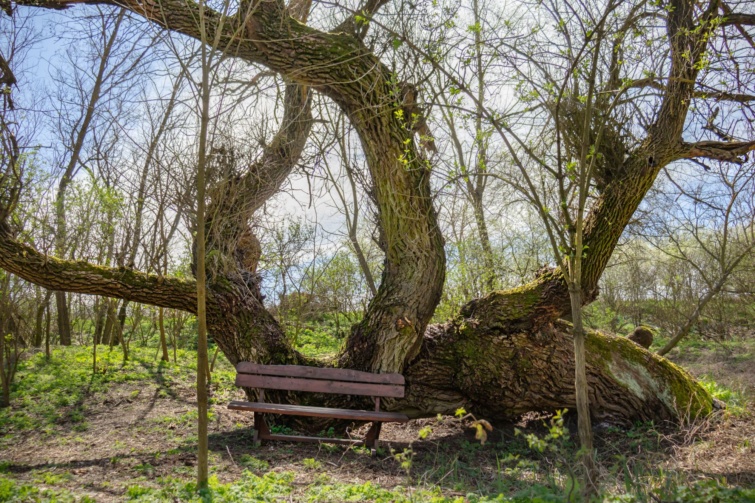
xmin=2 ymin=372 xmax=477 ymax=501
xmin=661 ymin=339 xmax=755 ymax=487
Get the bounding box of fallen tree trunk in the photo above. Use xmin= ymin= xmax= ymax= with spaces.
xmin=402 ymin=315 xmax=713 ymax=423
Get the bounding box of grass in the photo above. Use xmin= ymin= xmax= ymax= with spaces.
xmin=697 ymin=374 xmax=748 ymax=415
xmin=0 ymin=475 xmax=96 ymax=502
xmin=1 ymin=470 xmax=752 ymax=503
xmin=0 ymin=336 xmax=753 ymax=502
xmin=0 ymin=346 xmax=237 ymax=444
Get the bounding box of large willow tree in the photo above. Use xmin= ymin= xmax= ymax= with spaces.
xmin=2 ymin=0 xmax=754 ymax=423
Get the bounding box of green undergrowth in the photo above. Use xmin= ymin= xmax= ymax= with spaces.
xmin=290 ymin=326 xmax=342 ymax=359
xmin=1 ymin=344 xmax=753 ymax=502
xmin=281 ymin=312 xmax=360 ymax=359
xmin=110 ymin=471 xmax=755 ymax=503
xmin=661 ymin=335 xmax=754 ymax=362
xmin=0 ymin=345 xmax=236 ymax=442
xmin=122 ymin=472 xmax=471 ymax=503
xmin=697 ymin=374 xmax=748 ymax=415
xmin=0 ymin=475 xmax=95 ymax=502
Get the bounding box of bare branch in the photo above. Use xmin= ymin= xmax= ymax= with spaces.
xmin=720 ymin=3 xmax=755 ymax=50
xmin=334 ymin=0 xmax=392 ymax=38
xmin=623 ymin=78 xmax=755 ymax=103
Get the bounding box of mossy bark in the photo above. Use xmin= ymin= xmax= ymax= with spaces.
xmin=400 ymin=317 xmax=712 ymax=423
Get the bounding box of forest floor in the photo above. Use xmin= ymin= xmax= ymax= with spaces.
xmin=0 ymin=336 xmax=754 ymax=502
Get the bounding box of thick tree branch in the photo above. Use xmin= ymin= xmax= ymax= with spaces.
xmin=681 ymin=139 xmax=755 ymax=163
xmin=239 ymin=83 xmax=312 ymax=215
xmin=578 ymin=0 xmax=721 ymax=293
xmin=720 ymin=11 xmax=755 ymax=26
xmin=694 ymin=89 xmax=755 ymax=103
xmin=401 ymin=320 xmax=714 ymax=422
xmin=720 ymin=3 xmax=755 ymax=49
xmin=0 ymin=228 xmax=198 ymax=313
xmin=13 ymin=0 xmax=446 ymax=374
xmin=624 ymin=78 xmax=755 ymax=104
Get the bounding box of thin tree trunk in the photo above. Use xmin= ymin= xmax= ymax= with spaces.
xmin=194 ymin=2 xmax=214 ymax=486
xmin=44 ymin=301 xmax=51 ymax=360
xmin=569 ymin=284 xmax=598 ymax=495
xmin=119 ymin=318 xmax=129 ymax=362
xmin=93 ymin=299 xmax=107 ymax=346
xmin=334 ymin=120 xmax=377 ymax=296
xmin=158 ymin=307 xmax=169 ymax=362
xmin=349 ymin=229 xmax=377 ymax=297
xmin=93 ymin=329 xmax=97 ymax=374
xmin=472 ymin=0 xmax=494 ymax=292
xmin=0 ymin=273 xmax=10 ymax=407
xmin=55 ymin=291 xmax=71 ymax=345
xmin=105 ymin=299 xmax=117 ymax=348
xmin=33 ymin=302 xmax=44 ymax=347
xmin=210 ymin=345 xmax=220 ymax=373
xmin=0 ymin=334 xmax=9 ymax=407
xmin=33 ymin=290 xmax=52 ymax=347
xmin=471 ymin=197 xmax=495 ymax=291
xmin=172 ymin=310 xmax=179 ymax=363
xmin=115 ymin=301 xmax=129 ymax=346
xmin=658 ymin=279 xmax=724 ymax=356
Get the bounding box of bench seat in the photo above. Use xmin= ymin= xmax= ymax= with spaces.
xmin=228 ymin=400 xmax=410 ymax=423
xmin=228 ymin=363 xmax=408 ymax=451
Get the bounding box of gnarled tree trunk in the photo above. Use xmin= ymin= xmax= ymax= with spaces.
xmin=1 ymin=0 xmax=732 ymax=425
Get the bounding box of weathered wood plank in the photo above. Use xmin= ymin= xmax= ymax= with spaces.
xmin=236 ymin=363 xmax=404 ymax=385
xmin=261 ymin=433 xmax=364 ymax=445
xmin=228 ymin=400 xmax=410 ymax=422
xmin=234 ymin=374 xmax=405 ymax=398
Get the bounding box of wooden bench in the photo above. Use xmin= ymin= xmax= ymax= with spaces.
xmin=228 ymin=363 xmax=409 ymax=452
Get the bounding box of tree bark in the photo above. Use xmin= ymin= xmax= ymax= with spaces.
xmin=113 ymin=301 xmax=128 ymax=346
xmin=399 ymin=316 xmax=713 ymax=423
xmin=33 ymin=290 xmax=52 ymax=347
xmin=158 ymin=307 xmax=169 ymax=362
xmin=93 ymin=298 xmax=106 ymax=346
xmin=54 ymin=291 xmax=71 ymax=346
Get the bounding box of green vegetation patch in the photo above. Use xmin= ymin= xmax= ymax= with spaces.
xmin=126 ymin=472 xmax=295 ymax=502
xmin=0 ymin=475 xmax=95 ymax=502
xmin=291 ymin=325 xmax=342 ymax=359
xmin=0 ymin=346 xmax=236 ymax=441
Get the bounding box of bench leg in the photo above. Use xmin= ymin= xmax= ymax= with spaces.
xmin=365 ymin=422 xmax=382 ymax=455
xmin=253 ymin=412 xmax=270 ymax=446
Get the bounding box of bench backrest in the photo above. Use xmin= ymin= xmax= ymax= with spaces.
xmin=235 ymin=363 xmax=405 ymax=398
